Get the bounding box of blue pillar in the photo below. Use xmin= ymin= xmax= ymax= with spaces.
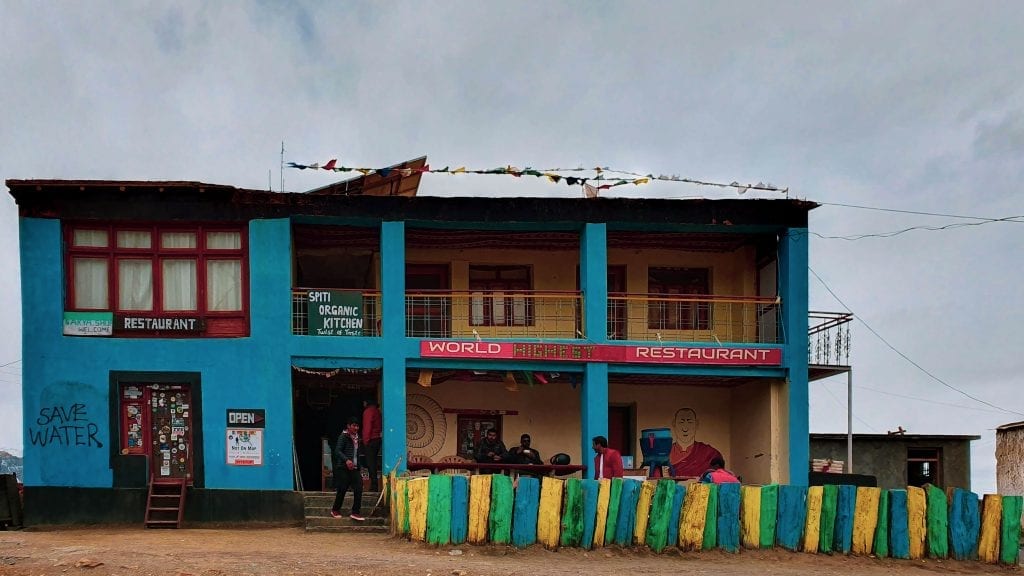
xmin=580 ymin=223 xmax=609 ymax=473
xmin=780 ymin=227 xmax=809 ymax=485
xmin=580 ymin=223 xmax=608 ymax=342
xmin=380 ymin=221 xmax=407 ymax=473
xmin=581 ymin=363 xmax=608 ymax=474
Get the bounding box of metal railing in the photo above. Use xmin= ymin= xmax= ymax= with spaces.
xmin=405 ymin=290 xmax=583 ymax=339
xmin=291 ymin=289 xmax=381 ymax=336
xmin=808 ymin=311 xmax=852 ymax=366
xmin=607 ymin=294 xmax=782 ymax=344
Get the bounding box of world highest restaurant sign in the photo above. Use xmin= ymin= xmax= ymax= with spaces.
xmin=419 ymin=340 xmax=783 ymax=366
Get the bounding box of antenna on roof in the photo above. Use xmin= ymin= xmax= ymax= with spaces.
xmin=279 ymin=141 xmax=285 ymax=193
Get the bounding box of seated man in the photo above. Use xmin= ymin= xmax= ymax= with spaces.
xmin=698 ymin=456 xmax=740 ymax=484
xmin=506 ymin=433 xmax=542 ymax=465
xmin=474 ymin=428 xmax=508 ymax=464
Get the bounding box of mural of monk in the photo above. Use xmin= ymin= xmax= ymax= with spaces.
xmin=668 ymin=407 xmax=723 ymax=477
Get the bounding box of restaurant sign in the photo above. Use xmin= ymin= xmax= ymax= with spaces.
xmin=115 ymin=315 xmax=205 ymax=333
xmin=420 ymin=340 xmax=782 ymax=366
xmin=307 ymin=290 xmax=363 ymax=336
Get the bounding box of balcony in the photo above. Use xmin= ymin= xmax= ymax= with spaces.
xmin=607 ymin=294 xmax=781 ymax=344
xmin=808 ymin=311 xmax=852 ymax=381
xmin=405 ymin=291 xmax=581 ymax=339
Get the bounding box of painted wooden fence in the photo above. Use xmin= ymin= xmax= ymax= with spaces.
xmin=393 ymin=475 xmax=1023 ymax=565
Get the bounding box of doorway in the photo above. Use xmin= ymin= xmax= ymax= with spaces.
xmin=292 ymin=373 xmax=378 ymax=491
xmin=608 ymin=404 xmax=635 ymax=459
xmin=118 ymin=383 xmax=196 ymax=483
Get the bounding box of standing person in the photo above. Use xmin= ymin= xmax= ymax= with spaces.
xmin=474 ymin=428 xmax=508 ymax=464
xmin=331 ymin=417 xmax=365 ymax=521
xmin=699 ymin=456 xmax=740 ymax=484
xmin=592 ymin=435 xmax=624 ymax=479
xmin=361 ymin=399 xmax=382 ymax=491
xmin=507 ymin=433 xmax=542 ymax=465
xmin=668 ymin=408 xmax=723 ymax=478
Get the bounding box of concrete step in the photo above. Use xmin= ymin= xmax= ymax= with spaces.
xmin=305 ymin=516 xmax=389 ymax=532
xmin=302 ymin=491 xmax=390 ymax=533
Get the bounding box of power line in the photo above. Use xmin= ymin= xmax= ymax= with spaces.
xmin=856 ymin=385 xmax=1009 ymax=414
xmin=817 ymin=201 xmax=1024 ymax=222
xmin=812 ymin=216 xmax=1024 ymax=241
xmin=0 ymin=359 xmax=21 ymax=368
xmin=818 ymin=380 xmax=879 ymax=432
xmin=809 ymin=267 xmax=1024 ymax=418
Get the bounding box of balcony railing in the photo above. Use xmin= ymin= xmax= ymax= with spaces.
xmin=808 ymin=311 xmax=852 ymax=366
xmin=292 ymin=289 xmax=381 ymax=336
xmin=607 ymin=294 xmax=781 ymax=344
xmin=406 ymin=290 xmax=582 ymax=339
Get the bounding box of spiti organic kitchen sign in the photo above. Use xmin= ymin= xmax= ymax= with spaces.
xmin=307 ymin=290 xmax=364 ymax=336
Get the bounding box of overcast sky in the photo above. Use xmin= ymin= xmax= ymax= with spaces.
xmin=2 ymin=2 xmax=1022 ymax=493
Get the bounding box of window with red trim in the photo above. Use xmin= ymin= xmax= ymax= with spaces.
xmin=468 ymin=265 xmax=533 ymax=326
xmin=65 ymin=224 xmax=248 ymax=336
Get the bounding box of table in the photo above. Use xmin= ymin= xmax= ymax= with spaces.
xmin=406 ymin=462 xmax=587 ymax=477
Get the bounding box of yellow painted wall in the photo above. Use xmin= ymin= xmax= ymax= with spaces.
xmin=406 ymin=245 xmax=758 ymax=340
xmin=730 ymin=381 xmax=775 ymax=485
xmin=409 ymin=378 xmax=780 ymax=481
xmin=611 ymin=382 xmax=733 ymax=467
xmin=409 ymin=380 xmax=584 ymax=464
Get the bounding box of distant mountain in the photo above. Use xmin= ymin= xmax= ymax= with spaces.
xmin=0 ymin=450 xmax=24 ymax=481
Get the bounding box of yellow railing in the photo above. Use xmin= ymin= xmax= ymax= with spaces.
xmin=607 ymin=294 xmax=781 ymax=344
xmin=292 ymin=289 xmax=381 ymax=336
xmin=405 ymin=290 xmax=583 ymax=339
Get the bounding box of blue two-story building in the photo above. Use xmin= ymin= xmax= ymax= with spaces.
xmin=8 ymin=174 xmax=815 ymax=524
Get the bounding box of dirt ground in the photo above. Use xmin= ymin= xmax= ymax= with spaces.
xmin=0 ymin=526 xmax=1017 ymax=576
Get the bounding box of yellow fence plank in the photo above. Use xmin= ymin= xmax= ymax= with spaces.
xmin=594 ymin=479 xmax=611 ymax=547
xmin=978 ymin=494 xmax=1002 ymax=563
xmin=468 ymin=475 xmax=492 ymax=545
xmin=802 ymin=485 xmax=823 ymax=553
xmin=907 ymin=486 xmax=927 ymax=560
xmin=408 ymin=477 xmax=430 ymax=542
xmin=633 ymin=480 xmax=657 ymax=546
xmin=740 ymin=485 xmax=762 ymax=549
xmin=538 ymin=477 xmax=565 ymax=549
xmin=679 ymin=482 xmax=710 ymax=550
xmin=852 ymin=487 xmax=880 ymax=555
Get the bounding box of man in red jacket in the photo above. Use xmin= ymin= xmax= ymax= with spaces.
xmin=592 ymin=435 xmax=623 ymax=479
xmin=361 ymin=400 xmax=382 ymax=491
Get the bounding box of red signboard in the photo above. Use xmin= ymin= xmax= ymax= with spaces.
xmin=419 ymin=341 xmax=783 ymax=366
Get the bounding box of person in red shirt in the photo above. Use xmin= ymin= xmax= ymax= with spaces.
xmin=698 ymin=456 xmax=740 ymax=484
xmin=361 ymin=400 xmax=382 ymax=491
xmin=592 ymin=435 xmax=624 ymax=479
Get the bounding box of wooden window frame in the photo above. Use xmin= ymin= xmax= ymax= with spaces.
xmin=65 ymin=223 xmax=249 ymax=335
xmin=647 ymin=267 xmax=711 ymax=331
xmin=468 ymin=265 xmax=534 ymax=327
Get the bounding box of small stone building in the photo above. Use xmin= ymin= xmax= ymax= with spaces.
xmin=809 ymin=433 xmax=978 ymax=490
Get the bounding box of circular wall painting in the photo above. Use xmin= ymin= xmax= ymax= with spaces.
xmin=406 ymin=393 xmax=446 ymax=457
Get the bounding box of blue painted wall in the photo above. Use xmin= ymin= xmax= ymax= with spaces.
xmin=20 ymin=212 xmax=811 ymax=490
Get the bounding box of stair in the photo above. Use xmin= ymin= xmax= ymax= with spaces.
xmin=302 ymin=491 xmax=389 ymax=533
xmin=145 ymin=477 xmax=186 ymax=529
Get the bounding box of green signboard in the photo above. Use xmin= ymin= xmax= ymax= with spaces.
xmin=63 ymin=311 xmax=113 ymax=336
xmin=306 ymin=290 xmax=363 ymax=336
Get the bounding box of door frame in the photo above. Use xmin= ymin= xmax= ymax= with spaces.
xmin=109 ymin=371 xmax=204 ymax=488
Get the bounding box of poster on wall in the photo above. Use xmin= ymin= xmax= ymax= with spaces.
xmin=226 ymin=429 xmax=263 ymax=466
xmin=306 ymin=290 xmax=363 ymax=336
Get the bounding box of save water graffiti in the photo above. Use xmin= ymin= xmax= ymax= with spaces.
xmin=28 ymin=403 xmax=103 ymax=448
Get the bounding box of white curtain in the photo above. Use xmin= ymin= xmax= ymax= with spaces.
xmin=73 ymin=229 xmax=108 ymax=247
xmin=117 ymin=231 xmax=151 ymax=249
xmin=207 ymin=259 xmax=241 ymax=311
xmin=118 ymin=259 xmax=153 ymax=310
xmin=206 ymin=231 xmax=241 ymax=249
xmin=161 ymin=232 xmax=196 ymax=249
xmin=73 ymin=258 xmax=108 ymax=309
xmin=162 ymin=259 xmax=197 ymax=311
xmin=470 ymin=292 xmax=485 ymax=325
xmin=491 ymin=293 xmax=506 ymax=325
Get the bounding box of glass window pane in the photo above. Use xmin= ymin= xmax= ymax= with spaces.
xmin=206 ymin=231 xmax=241 ymax=250
xmin=207 ymin=260 xmax=241 ymax=311
xmin=118 ymin=259 xmax=153 ymax=310
xmin=117 ymin=231 xmax=152 ymax=249
xmin=162 ymin=259 xmax=197 ymax=311
xmin=161 ymin=232 xmax=196 ymax=249
xmin=73 ymin=258 xmax=108 ymax=309
xmin=73 ymin=229 xmax=108 ymax=248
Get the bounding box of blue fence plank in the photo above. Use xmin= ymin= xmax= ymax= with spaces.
xmin=717 ymin=482 xmax=741 ymax=553
xmin=834 ymin=485 xmax=856 ymax=554
xmin=889 ymin=490 xmax=910 ymax=560
xmin=614 ymin=479 xmax=642 ymax=546
xmin=450 ymin=475 xmax=469 ymax=545
xmin=511 ymin=476 xmax=540 ymax=548
xmin=776 ymin=484 xmax=807 ymax=551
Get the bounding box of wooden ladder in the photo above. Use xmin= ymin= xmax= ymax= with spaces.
xmin=144 ymin=477 xmax=186 ymax=529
